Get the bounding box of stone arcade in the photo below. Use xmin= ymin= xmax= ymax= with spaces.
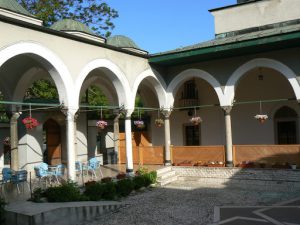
xmin=1 ymin=0 xmax=300 ymax=179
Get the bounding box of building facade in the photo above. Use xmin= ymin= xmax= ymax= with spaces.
xmin=1 ymin=0 xmax=300 ymax=179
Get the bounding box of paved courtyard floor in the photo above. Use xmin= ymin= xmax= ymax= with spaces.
xmin=83 ymin=180 xmax=300 ymax=225
xmin=2 ymin=165 xmax=300 ymax=225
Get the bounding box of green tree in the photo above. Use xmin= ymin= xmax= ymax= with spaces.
xmin=25 ymin=79 xmax=58 ymax=100
xmin=0 ymin=92 xmax=9 ymax=122
xmin=18 ymin=0 xmax=118 ymax=37
xmin=81 ymin=85 xmax=109 ymax=119
xmin=81 ymin=85 xmax=108 ymax=106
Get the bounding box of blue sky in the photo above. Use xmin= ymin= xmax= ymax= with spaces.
xmin=106 ymin=0 xmax=236 ymax=53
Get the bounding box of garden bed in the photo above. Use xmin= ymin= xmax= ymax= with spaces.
xmin=31 ymin=168 xmax=157 ymax=203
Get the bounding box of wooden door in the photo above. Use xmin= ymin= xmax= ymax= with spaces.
xmin=44 ymin=119 xmax=61 ymax=165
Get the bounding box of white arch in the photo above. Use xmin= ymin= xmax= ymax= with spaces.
xmin=271 ymin=104 xmax=300 ymax=119
xmin=80 ymin=76 xmax=117 ymax=106
xmin=75 ymin=59 xmax=131 ymax=108
xmin=167 ymin=69 xmax=226 ymax=107
xmin=224 ymin=58 xmax=300 ymax=106
xmin=0 ymin=42 xmax=73 ymax=107
xmin=132 ymin=68 xmax=168 ymax=108
xmin=13 ymin=67 xmax=49 ymax=102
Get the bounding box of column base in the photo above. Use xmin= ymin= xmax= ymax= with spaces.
xmin=226 ymin=161 xmax=234 ymax=167
xmin=164 ymin=160 xmax=172 ymax=166
xmin=126 ymin=168 xmax=134 ymax=173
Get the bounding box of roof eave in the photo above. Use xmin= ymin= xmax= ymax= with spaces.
xmin=0 ymin=14 xmax=149 ymax=59
xmin=209 ymin=0 xmax=265 ymax=12
xmin=149 ymin=30 xmax=300 ymax=65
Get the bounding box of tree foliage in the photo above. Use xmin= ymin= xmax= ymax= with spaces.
xmin=25 ymin=79 xmax=59 ymax=100
xmin=81 ymin=85 xmax=108 ymax=106
xmin=18 ymin=0 xmax=118 ymax=37
xmin=0 ymin=92 xmax=9 ymax=122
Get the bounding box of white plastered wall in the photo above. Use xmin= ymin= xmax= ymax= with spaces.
xmin=211 ymin=0 xmax=300 ymax=34
xmin=76 ymin=113 xmax=88 ymax=162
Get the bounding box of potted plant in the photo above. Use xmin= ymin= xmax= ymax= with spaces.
xmin=239 ymin=161 xmax=255 ymax=168
xmin=254 ymin=114 xmax=268 ymax=123
xmin=155 ymin=118 xmax=164 ymax=127
xmin=101 ymin=177 xmax=112 ymax=183
xmin=116 ymin=172 xmax=126 ymax=180
xmin=134 ymin=120 xmax=145 ymax=129
xmin=22 ymin=117 xmax=39 ymax=130
xmin=291 ymin=164 xmax=297 ymax=170
xmin=190 ymin=116 xmax=202 ymax=125
xmin=96 ymin=120 xmax=108 ymax=129
xmin=177 ymin=160 xmax=193 ymax=166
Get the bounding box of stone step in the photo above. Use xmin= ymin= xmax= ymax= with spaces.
xmin=157 ymin=175 xmax=178 ymax=186
xmin=156 ymin=166 xmax=172 ymax=176
xmin=5 ymin=201 xmax=126 ymax=225
xmin=157 ymin=170 xmax=176 ymax=180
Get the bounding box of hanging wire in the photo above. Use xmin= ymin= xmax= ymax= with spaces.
xmin=20 ymin=106 xmax=59 ymax=112
xmin=29 ymin=103 xmax=32 ymax=118
xmin=100 ymin=106 xmax=103 ymax=119
xmin=259 ymin=100 xmax=262 ymax=114
xmin=138 ymin=108 xmax=141 ymax=120
xmin=194 ymin=107 xmax=197 ymax=117
xmin=0 ymin=97 xmax=297 ymax=114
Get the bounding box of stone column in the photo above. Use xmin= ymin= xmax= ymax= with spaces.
xmin=74 ymin=113 xmax=79 ymax=162
xmin=124 ymin=109 xmax=134 ymax=174
xmin=63 ymin=108 xmax=77 ymax=180
xmin=10 ymin=112 xmax=21 ymax=171
xmin=162 ymin=110 xmax=172 ymax=166
xmin=222 ymin=106 xmax=233 ymax=167
xmin=113 ymin=112 xmax=122 ymax=164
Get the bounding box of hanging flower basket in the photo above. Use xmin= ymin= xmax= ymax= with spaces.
xmin=3 ymin=137 xmax=10 ymax=146
xmin=190 ymin=116 xmax=202 ymax=125
xmin=22 ymin=117 xmax=39 ymax=130
xmin=254 ymin=114 xmax=268 ymax=123
xmin=134 ymin=120 xmax=145 ymax=129
xmin=155 ymin=118 xmax=164 ymax=127
xmin=96 ymin=120 xmax=108 ymax=129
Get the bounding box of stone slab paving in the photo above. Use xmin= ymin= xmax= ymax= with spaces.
xmin=6 ymin=200 xmax=124 ymax=215
xmin=213 ymin=198 xmax=300 ymax=225
xmin=82 ymin=181 xmax=300 ymax=225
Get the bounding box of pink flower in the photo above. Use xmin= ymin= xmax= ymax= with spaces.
xmin=22 ymin=117 xmax=39 ymax=130
xmin=96 ymin=120 xmax=108 ymax=129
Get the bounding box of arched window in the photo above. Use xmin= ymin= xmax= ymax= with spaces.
xmin=274 ymin=106 xmax=298 ymax=144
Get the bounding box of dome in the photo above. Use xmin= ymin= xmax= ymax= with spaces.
xmin=0 ymin=0 xmax=32 ymax=16
xmin=107 ymin=35 xmax=139 ymax=49
xmin=50 ymin=19 xmax=94 ymax=35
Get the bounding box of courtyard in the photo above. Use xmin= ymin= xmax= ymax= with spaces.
xmin=81 ymin=179 xmax=300 ymax=225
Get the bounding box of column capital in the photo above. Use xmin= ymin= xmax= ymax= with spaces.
xmin=123 ymin=108 xmax=134 ymax=119
xmin=161 ymin=108 xmax=172 ymax=119
xmin=74 ymin=112 xmax=79 ymax=122
xmin=61 ymin=107 xmax=78 ymax=120
xmin=222 ymin=106 xmax=233 ymax=115
xmin=10 ymin=112 xmax=22 ymax=122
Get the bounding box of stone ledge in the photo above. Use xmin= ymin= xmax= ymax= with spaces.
xmin=172 ymin=167 xmax=300 ymax=182
xmin=5 ymin=201 xmax=126 ymax=225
